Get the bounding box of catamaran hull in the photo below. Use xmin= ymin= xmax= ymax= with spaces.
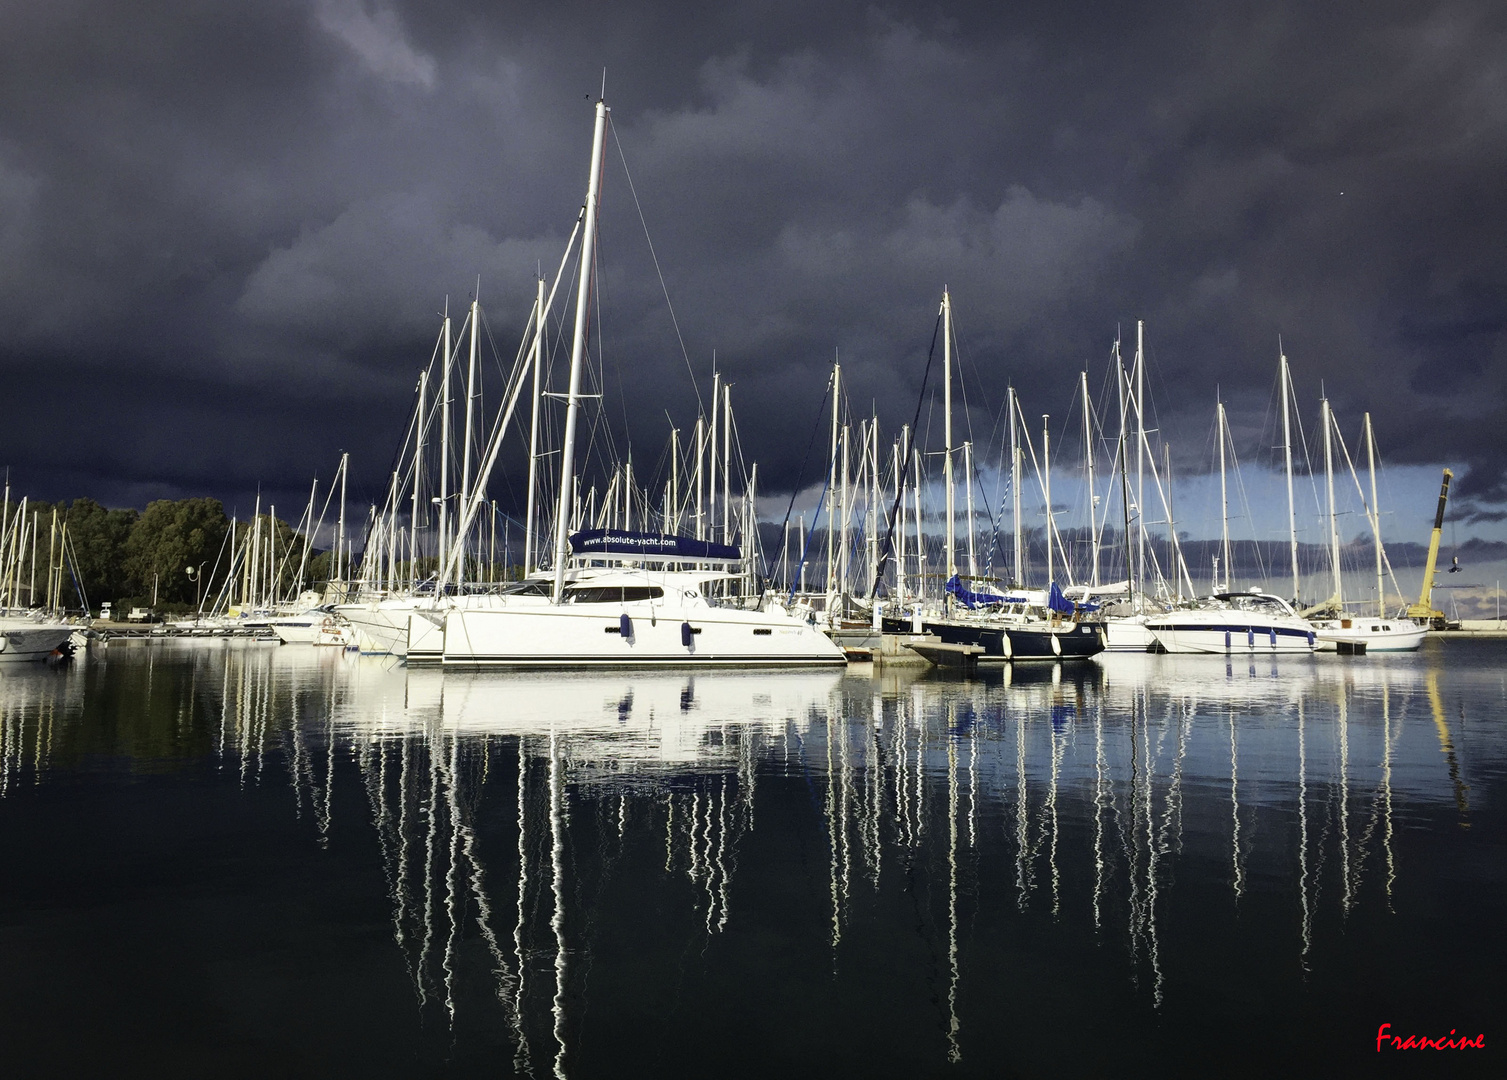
xmin=441 ymin=605 xmax=846 ymax=667
xmin=924 ymin=620 xmax=1106 ymax=661
xmin=336 ymin=601 xmax=414 ymax=657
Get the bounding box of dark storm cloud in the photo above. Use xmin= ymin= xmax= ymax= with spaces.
xmin=1 ymin=0 xmax=1504 ymax=527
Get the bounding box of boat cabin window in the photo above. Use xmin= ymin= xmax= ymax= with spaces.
xmin=500 ymin=580 xmax=552 ymax=597
xmin=565 ymin=585 xmax=665 ymax=604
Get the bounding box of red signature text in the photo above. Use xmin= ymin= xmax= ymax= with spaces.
xmin=1376 ymin=1024 xmax=1485 ymax=1051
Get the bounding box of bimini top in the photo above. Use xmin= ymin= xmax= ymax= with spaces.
xmin=569 ymin=529 xmax=742 ymax=565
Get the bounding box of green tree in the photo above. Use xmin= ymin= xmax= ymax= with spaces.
xmin=124 ymin=498 xmax=230 ymax=605
xmin=60 ymin=498 xmax=138 ymax=608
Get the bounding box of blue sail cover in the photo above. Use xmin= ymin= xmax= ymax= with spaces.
xmin=569 ymin=529 xmax=741 ymax=562
xmin=945 ymin=574 xmax=1032 ymax=609
xmin=1047 ymin=580 xmax=1099 ymax=614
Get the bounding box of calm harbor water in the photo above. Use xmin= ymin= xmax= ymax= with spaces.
xmin=1 ymin=641 xmax=1502 ymax=1077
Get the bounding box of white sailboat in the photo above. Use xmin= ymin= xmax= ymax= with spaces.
xmin=1309 ymin=404 xmax=1424 ymax=652
xmin=432 ymin=99 xmax=844 ymax=669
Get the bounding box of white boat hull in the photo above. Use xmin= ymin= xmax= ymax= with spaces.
xmin=1102 ymin=615 xmax=1157 ymax=652
xmin=442 ymin=602 xmax=845 ymax=667
xmin=336 ymin=599 xmax=415 ymax=657
xmin=1313 ymin=619 xmax=1425 ymax=652
xmin=0 ymin=620 xmax=75 ymax=662
xmin=1149 ymin=620 xmax=1317 ymax=654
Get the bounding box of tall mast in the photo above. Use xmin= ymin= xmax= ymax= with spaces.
xmin=709 ymin=370 xmax=720 ymax=540
xmin=912 ymin=445 xmax=925 ymax=603
xmin=337 ymin=453 xmax=348 ymax=594
xmin=1322 ymin=396 xmax=1341 ymax=607
xmin=868 ymin=415 xmax=880 ymax=596
xmin=964 ymin=440 xmax=977 ymax=579
xmin=524 ymin=278 xmax=544 ymax=574
xmin=411 ymin=369 xmax=427 ymax=588
xmin=1043 ymin=414 xmax=1053 ymax=586
xmin=1009 ymin=386 xmax=1022 ymax=586
xmin=1280 ymin=348 xmax=1300 ymax=603
xmin=459 ymin=296 xmax=480 ymax=587
xmin=722 ymin=382 xmax=732 ymax=541
xmin=827 ymin=361 xmax=840 ymax=600
xmin=693 ymin=416 xmax=704 ymax=540
xmin=942 ymin=290 xmax=956 ymax=581
xmin=551 ymin=98 xmax=609 ymax=602
xmin=1134 ymin=321 xmax=1146 ymax=602
xmin=896 ymin=431 xmax=907 ymax=601
xmin=839 ymin=423 xmax=850 ymax=596
xmin=669 ymin=426 xmax=679 ymax=534
xmin=1082 ymin=370 xmax=1099 ymax=588
xmin=1365 ymin=413 xmax=1384 ymax=617
xmin=439 ymin=307 xmax=452 ymax=578
xmin=1218 ymin=399 xmax=1231 ymax=592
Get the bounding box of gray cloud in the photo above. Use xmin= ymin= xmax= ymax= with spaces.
xmin=0 ymin=0 xmax=1502 ymax=531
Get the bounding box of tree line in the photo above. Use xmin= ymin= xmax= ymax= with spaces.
xmin=1 ymin=497 xmax=333 ymax=615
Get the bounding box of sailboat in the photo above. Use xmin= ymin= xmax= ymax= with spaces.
xmin=435 ymin=99 xmax=844 ymax=668
xmin=1308 ymin=404 xmax=1425 ymax=652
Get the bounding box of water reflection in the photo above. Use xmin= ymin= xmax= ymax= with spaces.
xmin=0 ymin=642 xmax=1502 ymax=1074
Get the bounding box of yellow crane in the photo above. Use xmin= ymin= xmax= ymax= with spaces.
xmin=1406 ymin=468 xmax=1454 ymax=629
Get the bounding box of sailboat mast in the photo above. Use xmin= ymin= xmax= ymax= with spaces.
xmin=1218 ymin=399 xmax=1231 ymax=592
xmin=722 ymin=382 xmax=732 ymax=541
xmin=438 ymin=309 xmax=452 ymax=578
xmin=1043 ymin=414 xmax=1053 ymax=586
xmin=1365 ymin=413 xmax=1384 ymax=617
xmin=964 ymin=440 xmax=977 ymax=579
xmin=669 ymin=426 xmax=679 ymax=534
xmin=895 ymin=431 xmax=907 ymax=601
xmin=827 ymin=361 xmax=840 ymax=600
xmin=1280 ymin=349 xmax=1300 ymax=603
xmin=551 ymin=98 xmax=609 ymax=602
xmin=459 ymin=297 xmax=480 ymax=587
xmin=337 ymin=453 xmax=348 ymax=594
xmin=1135 ymin=321 xmax=1145 ymax=602
xmin=693 ymin=417 xmax=704 ymax=541
xmin=1082 ymin=370 xmax=1099 ymax=588
xmin=1009 ymin=386 xmax=1022 ymax=586
xmin=1323 ymin=396 xmax=1341 ymax=607
xmin=524 ymin=278 xmax=544 ymax=575
xmin=411 ymin=370 xmax=427 ymax=588
xmin=943 ymin=290 xmax=955 ymax=580
xmin=709 ymin=370 xmax=720 ymax=539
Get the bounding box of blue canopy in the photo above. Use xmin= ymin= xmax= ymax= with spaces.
xmin=569 ymin=529 xmax=741 ymax=562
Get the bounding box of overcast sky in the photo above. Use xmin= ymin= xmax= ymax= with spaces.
xmin=2 ymin=0 xmax=1504 ymax=541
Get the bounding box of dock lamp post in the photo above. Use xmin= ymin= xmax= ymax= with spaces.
xmin=186 ymin=563 xmax=206 ymax=615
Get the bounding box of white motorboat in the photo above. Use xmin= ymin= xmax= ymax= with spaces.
xmin=1146 ymin=591 xmax=1317 ymax=654
xmin=0 ymin=614 xmax=75 ymax=663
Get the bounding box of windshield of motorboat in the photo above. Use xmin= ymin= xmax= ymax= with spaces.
xmin=1214 ymin=592 xmax=1293 ymax=615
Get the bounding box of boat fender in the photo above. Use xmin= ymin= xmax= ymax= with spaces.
xmin=1307 ymin=630 xmax=1315 ymax=647
xmin=1247 ymin=628 xmax=1255 ymax=649
xmin=681 ymin=621 xmax=694 ymax=648
xmin=1269 ymin=627 xmax=1277 ymax=648
xmin=620 ymin=613 xmax=632 ymax=641
xmin=0 ymin=635 xmax=7 ymax=654
xmin=1001 ymin=632 xmax=1013 ymax=660
xmin=1050 ymin=633 xmax=1062 ymax=657
xmin=1224 ymin=629 xmax=1231 ymax=652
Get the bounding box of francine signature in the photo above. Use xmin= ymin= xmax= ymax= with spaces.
xmin=1376 ymin=1024 xmax=1485 ymax=1050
